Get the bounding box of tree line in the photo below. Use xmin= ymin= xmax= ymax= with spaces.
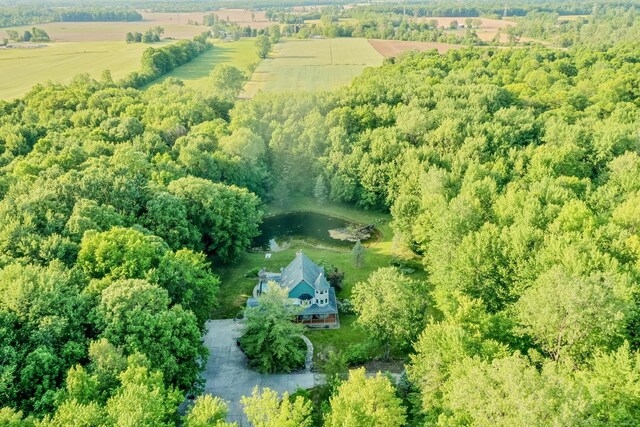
xmin=0 ymin=6 xmax=141 ymax=28
xmin=125 ymin=26 xmax=165 ymax=44
xmin=119 ymin=33 xmax=212 ymax=88
xmin=5 ymin=27 xmax=50 ymax=43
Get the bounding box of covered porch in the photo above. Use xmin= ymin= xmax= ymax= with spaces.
xmin=295 ymin=313 xmax=339 ymax=329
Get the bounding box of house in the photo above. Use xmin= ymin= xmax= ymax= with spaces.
xmin=247 ymin=251 xmax=339 ymax=328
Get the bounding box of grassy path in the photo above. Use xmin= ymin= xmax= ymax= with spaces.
xmin=152 ymin=39 xmax=258 ymax=92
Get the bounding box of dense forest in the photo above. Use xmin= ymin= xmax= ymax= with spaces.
xmin=3 ymin=42 xmax=640 ymax=425
xmin=2 ymin=0 xmax=640 ymax=425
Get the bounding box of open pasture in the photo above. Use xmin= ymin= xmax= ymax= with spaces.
xmin=241 ymin=38 xmax=383 ymax=98
xmin=152 ymin=39 xmax=258 ymax=91
xmin=0 ymin=12 xmax=210 ymax=42
xmin=0 ymin=41 xmax=156 ymax=99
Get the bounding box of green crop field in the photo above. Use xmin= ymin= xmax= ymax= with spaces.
xmin=152 ymin=39 xmax=259 ymax=92
xmin=241 ymin=38 xmax=383 ymax=98
xmin=0 ymin=41 xmax=155 ymax=99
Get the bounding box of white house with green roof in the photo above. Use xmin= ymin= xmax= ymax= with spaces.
xmin=248 ymin=251 xmax=339 ymax=328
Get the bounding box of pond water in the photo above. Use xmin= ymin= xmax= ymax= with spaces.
xmin=252 ymin=211 xmax=374 ymax=251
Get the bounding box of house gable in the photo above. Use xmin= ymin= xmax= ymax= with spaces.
xmin=288 ymin=281 xmax=315 ymax=299
xmin=280 ymin=252 xmax=330 ymax=293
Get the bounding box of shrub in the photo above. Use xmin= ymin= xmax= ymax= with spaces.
xmin=337 ymin=298 xmax=355 ymax=314
xmin=245 ymin=267 xmax=261 ymax=277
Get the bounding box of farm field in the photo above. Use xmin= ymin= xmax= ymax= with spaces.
xmin=152 ymin=39 xmax=258 ymax=91
xmin=241 ymin=38 xmax=383 ymax=98
xmin=304 ymin=17 xmax=360 ymax=25
xmin=413 ymin=16 xmax=513 ymax=42
xmin=369 ymin=39 xmax=462 ymax=56
xmin=209 ymin=8 xmax=271 ymax=29
xmin=0 ymin=41 xmax=157 ymax=99
xmin=0 ymin=11 xmax=210 ymax=42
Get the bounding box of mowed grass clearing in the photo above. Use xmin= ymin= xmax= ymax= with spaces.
xmin=211 ymin=196 xmax=429 ymax=362
xmin=241 ymin=38 xmax=383 ymax=98
xmin=152 ymin=39 xmax=258 ymax=92
xmin=0 ymin=41 xmax=156 ymax=99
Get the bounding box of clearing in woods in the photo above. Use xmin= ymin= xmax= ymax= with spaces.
xmin=241 ymin=38 xmax=383 ymax=98
xmin=151 ymin=39 xmax=259 ymax=91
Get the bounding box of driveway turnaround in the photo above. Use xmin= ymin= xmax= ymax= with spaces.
xmin=201 ymin=319 xmax=320 ymax=425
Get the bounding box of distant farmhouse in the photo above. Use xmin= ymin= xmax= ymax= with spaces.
xmin=248 ymin=251 xmax=339 ymax=328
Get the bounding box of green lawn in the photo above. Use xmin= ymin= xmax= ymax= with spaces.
xmin=152 ymin=39 xmax=258 ymax=92
xmin=212 ymin=196 xmax=427 ymax=362
xmin=0 ymin=41 xmax=154 ymax=99
xmin=241 ymin=38 xmax=383 ymax=98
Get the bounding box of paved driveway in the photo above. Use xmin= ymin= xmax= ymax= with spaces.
xmin=201 ymin=319 xmax=319 ymax=425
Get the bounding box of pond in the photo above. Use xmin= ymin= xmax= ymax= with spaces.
xmin=252 ymin=211 xmax=376 ymax=251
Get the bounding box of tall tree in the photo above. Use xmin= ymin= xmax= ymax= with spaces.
xmin=239 ymin=286 xmax=306 ymax=374
xmin=241 ymin=387 xmax=312 ymax=427
xmin=77 ymin=227 xmax=167 ymax=279
xmin=326 ymin=368 xmax=406 ymax=427
xmin=313 ymin=175 xmax=328 ymax=203
xmin=352 ymin=267 xmax=429 ymax=356
xmin=97 ymin=279 xmax=207 ymax=390
xmin=147 ymin=249 xmax=219 ymax=329
xmin=255 ymin=35 xmax=271 ymax=59
xmin=167 ymin=177 xmax=263 ymax=262
xmin=184 ymin=395 xmax=235 ymax=427
xmin=209 ymin=65 xmax=246 ymax=100
xmin=516 ymin=266 xmax=633 ymax=362
xmin=104 ymin=354 xmax=181 ymax=427
xmin=351 ymin=240 xmax=365 ymax=268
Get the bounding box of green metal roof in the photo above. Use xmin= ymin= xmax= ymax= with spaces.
xmin=280 ymin=252 xmax=330 ymax=292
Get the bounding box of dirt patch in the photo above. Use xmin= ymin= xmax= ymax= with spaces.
xmin=368 ymin=39 xmax=461 ymax=57
xmin=207 ymin=8 xmax=271 ymax=29
xmin=140 ymin=11 xmax=212 ymax=26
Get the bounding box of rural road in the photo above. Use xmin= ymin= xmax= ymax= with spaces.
xmin=201 ymin=319 xmax=320 ymax=425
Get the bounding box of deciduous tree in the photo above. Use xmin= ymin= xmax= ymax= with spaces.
xmin=326 ymin=368 xmax=406 ymax=427
xmin=241 ymin=387 xmax=312 ymax=427
xmin=352 ymin=267 xmax=429 ymax=355
xmin=255 ymin=35 xmax=271 ymax=59
xmin=239 ymin=286 xmax=305 ymax=373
